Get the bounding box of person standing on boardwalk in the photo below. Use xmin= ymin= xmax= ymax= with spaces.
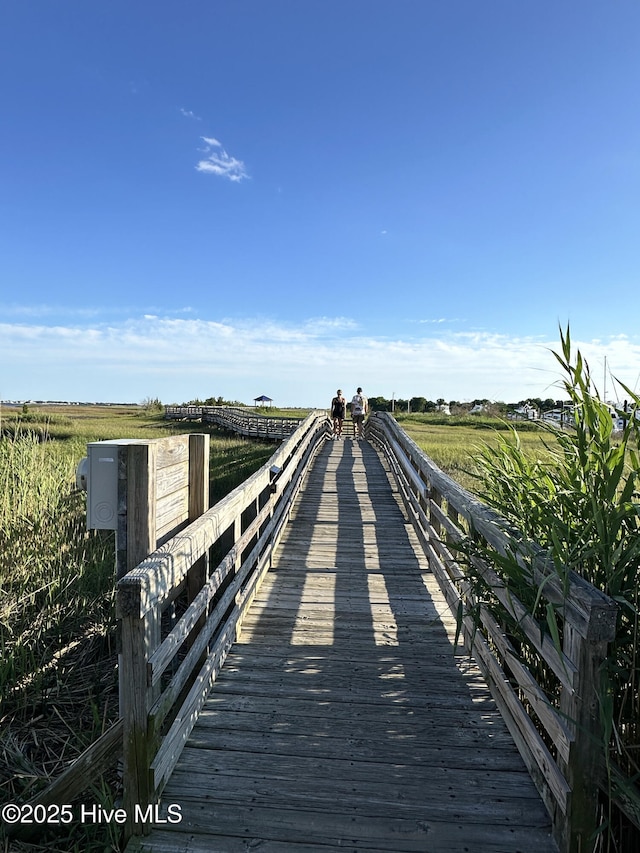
xmin=350 ymin=387 xmax=368 ymax=439
xmin=330 ymin=390 xmax=346 ymax=438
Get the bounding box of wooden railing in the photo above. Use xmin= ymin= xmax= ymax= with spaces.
xmin=165 ymin=405 xmax=302 ymax=439
xmin=366 ymin=412 xmax=618 ymax=853
xmin=116 ymin=410 xmax=330 ymax=835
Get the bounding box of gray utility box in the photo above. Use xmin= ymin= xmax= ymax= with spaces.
xmin=76 ymin=440 xmax=147 ymax=530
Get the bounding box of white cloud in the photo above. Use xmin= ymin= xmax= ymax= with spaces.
xmin=180 ymin=108 xmax=202 ymax=121
xmin=2 ymin=315 xmax=639 ymax=406
xmin=195 ymin=137 xmax=248 ymax=182
xmin=416 ymin=317 xmax=465 ymax=325
xmin=0 ymin=303 xmax=102 ymax=319
xmin=303 ymin=316 xmax=359 ymax=334
xmin=0 ymin=303 xmax=197 ymax=319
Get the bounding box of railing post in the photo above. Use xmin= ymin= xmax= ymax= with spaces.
xmin=558 ymin=616 xmax=613 ymax=853
xmin=187 ymin=434 xmax=210 ymax=657
xmin=115 ymin=442 xmax=159 ymax=580
xmin=120 ymin=587 xmax=154 ymax=837
xmin=126 ymin=444 xmax=158 ymax=573
xmin=120 ymin=443 xmax=159 ymax=839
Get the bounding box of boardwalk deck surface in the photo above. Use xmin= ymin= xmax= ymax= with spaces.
xmin=131 ymin=438 xmax=558 ymax=852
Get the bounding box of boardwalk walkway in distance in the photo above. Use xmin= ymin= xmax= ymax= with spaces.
xmin=131 ymin=438 xmax=558 ymax=853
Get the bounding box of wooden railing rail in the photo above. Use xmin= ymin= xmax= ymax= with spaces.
xmin=165 ymin=405 xmax=302 ymax=439
xmin=117 ymin=411 xmax=330 ymax=836
xmin=165 ymin=404 xmax=203 ymax=420
xmin=366 ymin=412 xmax=618 ymax=853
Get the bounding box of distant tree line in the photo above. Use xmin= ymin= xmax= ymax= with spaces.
xmin=368 ymin=396 xmax=450 ymax=413
xmin=515 ymin=398 xmax=567 ymax=412
xmin=165 ymin=394 xmax=569 ymax=415
xmin=183 ymin=396 xmax=246 ymax=407
xmin=141 ymin=396 xmax=164 ymax=413
xmin=367 ymin=396 xmax=567 ymax=415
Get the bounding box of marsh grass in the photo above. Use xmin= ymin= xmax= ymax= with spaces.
xmin=0 ymin=406 xmax=275 ymax=851
xmin=461 ymin=329 xmax=640 ymax=851
xmin=397 ymin=412 xmax=554 ymax=491
xmin=247 ymin=406 xmax=311 ymax=418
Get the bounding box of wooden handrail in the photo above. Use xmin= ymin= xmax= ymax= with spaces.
xmin=116 ymin=411 xmax=331 ymax=836
xmin=366 ymin=412 xmax=618 ymax=853
xmin=165 ymin=405 xmax=302 ymax=439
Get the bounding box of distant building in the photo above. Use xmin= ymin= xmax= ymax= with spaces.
xmin=254 ymin=395 xmax=273 ymax=408
xmin=511 ymin=404 xmax=539 ymax=420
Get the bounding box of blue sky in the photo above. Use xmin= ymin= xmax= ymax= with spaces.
xmin=2 ymin=1 xmax=639 ymax=407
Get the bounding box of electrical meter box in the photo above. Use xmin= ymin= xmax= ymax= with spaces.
xmin=78 ymin=439 xmax=147 ymax=530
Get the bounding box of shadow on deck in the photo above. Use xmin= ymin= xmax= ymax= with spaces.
xmin=129 ymin=439 xmax=558 ymax=852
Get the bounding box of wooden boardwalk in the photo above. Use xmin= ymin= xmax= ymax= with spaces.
xmin=131 ymin=438 xmax=558 ymax=852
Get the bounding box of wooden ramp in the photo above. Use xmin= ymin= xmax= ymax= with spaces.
xmin=131 ymin=438 xmax=558 ymax=852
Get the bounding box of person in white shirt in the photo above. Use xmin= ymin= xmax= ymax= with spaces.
xmin=350 ymin=387 xmax=368 ymax=439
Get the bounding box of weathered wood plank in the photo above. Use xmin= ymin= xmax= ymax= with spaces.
xmin=140 ymin=799 xmax=554 ymax=853
xmin=127 ymin=830 xmax=395 ymax=853
xmin=154 ymin=459 xmax=189 ymax=500
xmin=153 ymin=435 xmax=190 ymax=470
xmin=182 ymin=720 xmax=534 ymax=761
xmin=176 ymin=739 xmax=530 ymax=775
xmin=166 ymin=764 xmax=550 ymax=823
xmin=196 ymin=693 xmax=503 ymax=727
xmin=154 ymin=487 xmax=189 ymax=535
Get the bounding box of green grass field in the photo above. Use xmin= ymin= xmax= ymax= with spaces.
xmin=394 ymin=412 xmax=554 ymax=490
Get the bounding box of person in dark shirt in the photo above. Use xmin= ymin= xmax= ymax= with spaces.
xmin=330 ymin=390 xmax=346 ymax=438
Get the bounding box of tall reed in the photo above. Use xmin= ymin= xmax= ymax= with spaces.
xmin=472 ymin=327 xmax=640 ymax=849
xmin=0 ymin=428 xmax=116 ymax=707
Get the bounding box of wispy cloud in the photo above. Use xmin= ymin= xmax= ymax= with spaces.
xmin=416 ymin=317 xmax=466 ymax=325
xmin=0 ymin=303 xmax=196 ymax=319
xmin=195 ymin=137 xmax=249 ymax=182
xmin=303 ymin=316 xmax=359 ymax=334
xmin=180 ymin=107 xmax=202 ymax=121
xmin=3 ymin=314 xmax=640 ymax=405
xmin=0 ymin=303 xmax=103 ymax=319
